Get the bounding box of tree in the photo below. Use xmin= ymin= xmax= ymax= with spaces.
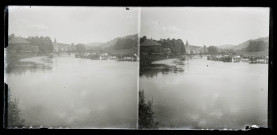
xmin=207 ymin=46 xmax=218 ymax=54
xmin=8 ymin=89 xmax=25 ymax=128
xmin=139 ymin=90 xmax=159 ymax=129
xmin=140 ymin=36 xmax=147 ymax=43
xmin=26 ymin=36 xmax=54 ymax=52
xmin=75 ymin=44 xmax=87 ymax=52
xmin=158 ymin=38 xmax=185 ymax=55
xmin=8 ymin=34 xmax=15 ymax=41
xmin=246 ymin=40 xmax=267 ymax=52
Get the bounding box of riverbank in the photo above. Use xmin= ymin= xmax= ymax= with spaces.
xmin=139 ymin=57 xmax=185 ymax=76
xmin=139 ymin=55 xmax=183 ymax=71
xmin=4 ymin=51 xmax=54 ymax=73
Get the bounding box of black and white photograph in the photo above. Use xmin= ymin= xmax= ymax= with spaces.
xmin=139 ymin=7 xmax=269 ymax=130
xmin=4 ymin=6 xmax=270 ymax=130
xmin=4 ymin=6 xmax=139 ymax=129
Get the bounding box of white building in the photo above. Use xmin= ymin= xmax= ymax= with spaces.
xmin=184 ymin=40 xmax=190 ymax=54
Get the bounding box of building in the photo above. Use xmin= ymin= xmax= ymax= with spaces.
xmin=184 ymin=40 xmax=190 ymax=54
xmin=31 ymin=46 xmax=39 ymax=53
xmin=53 ymin=38 xmax=59 ymax=53
xmin=189 ymin=45 xmax=202 ymax=54
xmin=163 ymin=48 xmax=171 ymax=55
xmin=8 ymin=37 xmax=31 ymax=52
xmin=140 ymin=39 xmax=162 ymax=54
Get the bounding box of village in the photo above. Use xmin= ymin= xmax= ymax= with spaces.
xmin=6 ymin=34 xmax=269 ymax=71
xmin=139 ymin=36 xmax=269 ymax=70
xmin=6 ymin=35 xmax=140 ymax=65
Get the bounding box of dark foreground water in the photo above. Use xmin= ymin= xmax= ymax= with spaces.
xmin=5 ymin=55 xmax=138 ymax=128
xmin=140 ymin=57 xmax=268 ymax=129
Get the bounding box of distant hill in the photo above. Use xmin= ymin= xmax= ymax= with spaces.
xmin=217 ymin=44 xmax=235 ymax=49
xmin=86 ymin=42 xmax=103 ymax=48
xmin=101 ymin=34 xmax=138 ymax=49
xmin=217 ymin=37 xmax=269 ymax=51
xmin=232 ymin=37 xmax=269 ymax=51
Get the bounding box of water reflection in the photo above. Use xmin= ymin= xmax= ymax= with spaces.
xmin=5 ymin=56 xmax=138 ymax=128
xmin=140 ymin=58 xmax=268 ymax=129
xmin=5 ymin=55 xmax=54 ymax=75
xmin=140 ymin=60 xmax=185 ymax=78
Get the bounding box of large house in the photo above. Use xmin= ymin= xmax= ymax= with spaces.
xmin=163 ymin=48 xmax=171 ymax=55
xmin=140 ymin=39 xmax=162 ymax=54
xmin=8 ymin=37 xmax=31 ymax=52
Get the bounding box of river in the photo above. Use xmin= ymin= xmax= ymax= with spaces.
xmin=5 ymin=54 xmax=138 ymax=129
xmin=140 ymin=57 xmax=268 ymax=129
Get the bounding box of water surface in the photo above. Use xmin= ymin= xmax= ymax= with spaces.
xmin=140 ymin=57 xmax=268 ymax=129
xmin=5 ymin=55 xmax=138 ymax=128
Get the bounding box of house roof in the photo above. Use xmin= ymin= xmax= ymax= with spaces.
xmin=9 ymin=37 xmax=30 ymax=44
xmin=140 ymin=39 xmax=161 ymax=47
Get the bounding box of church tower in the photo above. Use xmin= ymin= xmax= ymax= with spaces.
xmin=53 ymin=38 xmax=58 ymax=52
xmin=185 ymin=40 xmax=190 ymax=54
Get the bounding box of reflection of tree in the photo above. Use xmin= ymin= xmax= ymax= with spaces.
xmin=139 ymin=90 xmax=159 ymax=129
xmin=8 ymin=89 xmax=25 ymax=128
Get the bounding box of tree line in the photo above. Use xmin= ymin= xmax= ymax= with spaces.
xmin=9 ymin=34 xmax=54 ymax=53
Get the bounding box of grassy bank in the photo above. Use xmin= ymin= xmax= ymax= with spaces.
xmin=140 ymin=55 xmax=171 ymax=71
xmin=5 ymin=51 xmax=52 ymax=73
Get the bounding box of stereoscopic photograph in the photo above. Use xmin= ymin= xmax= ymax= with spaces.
xmin=4 ymin=6 xmax=139 ymax=129
xmin=4 ymin=6 xmax=269 ymax=130
xmin=139 ymin=7 xmax=269 ymax=130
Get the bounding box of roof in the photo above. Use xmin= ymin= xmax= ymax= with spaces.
xmin=140 ymin=39 xmax=161 ymax=47
xmin=9 ymin=37 xmax=30 ymax=44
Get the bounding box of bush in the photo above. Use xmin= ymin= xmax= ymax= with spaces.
xmin=8 ymin=89 xmax=25 ymax=128
xmin=139 ymin=90 xmax=159 ymax=129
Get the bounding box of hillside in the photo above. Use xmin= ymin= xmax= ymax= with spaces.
xmin=103 ymin=34 xmax=138 ymax=50
xmin=233 ymin=37 xmax=269 ymax=51
xmin=88 ymin=34 xmax=138 ymax=49
xmin=217 ymin=44 xmax=235 ymax=49
xmin=86 ymin=42 xmax=103 ymax=48
xmin=217 ymin=37 xmax=269 ymax=51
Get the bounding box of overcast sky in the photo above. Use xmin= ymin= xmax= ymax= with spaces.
xmin=141 ymin=7 xmax=270 ymax=46
xmin=9 ymin=7 xmax=269 ymax=46
xmin=9 ymin=6 xmax=138 ymax=44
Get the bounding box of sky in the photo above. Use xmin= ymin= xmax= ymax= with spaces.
xmin=9 ymin=7 xmax=269 ymax=46
xmin=141 ymin=7 xmax=270 ymax=46
xmin=8 ymin=6 xmax=139 ymax=44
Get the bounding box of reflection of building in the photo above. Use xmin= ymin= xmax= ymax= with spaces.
xmin=8 ymin=37 xmax=31 ymax=52
xmin=140 ymin=39 xmax=162 ymax=54
xmin=184 ymin=40 xmax=190 ymax=54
